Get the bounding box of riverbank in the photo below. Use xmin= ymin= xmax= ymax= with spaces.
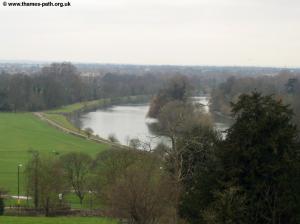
xmin=45 ymin=95 xmax=150 ymax=128
xmin=34 ymin=112 xmax=129 ymax=149
xmin=47 ymin=95 xmax=151 ymax=115
xmin=41 ymin=95 xmax=151 ymax=146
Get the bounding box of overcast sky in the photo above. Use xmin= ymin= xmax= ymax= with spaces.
xmin=0 ymin=0 xmax=299 ymax=67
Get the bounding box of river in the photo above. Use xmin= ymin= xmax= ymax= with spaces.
xmin=75 ymin=97 xmax=230 ymax=147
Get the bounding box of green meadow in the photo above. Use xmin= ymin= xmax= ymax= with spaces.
xmin=0 ymin=113 xmax=108 ymax=194
xmin=47 ymin=100 xmax=104 ymax=114
xmin=43 ymin=113 xmax=81 ymax=133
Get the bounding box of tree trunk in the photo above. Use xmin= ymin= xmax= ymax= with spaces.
xmin=45 ymin=197 xmax=50 ymax=217
xmin=79 ymin=196 xmax=83 ymax=207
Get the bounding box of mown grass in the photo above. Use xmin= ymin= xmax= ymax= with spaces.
xmin=0 ymin=216 xmax=118 ymax=224
xmin=0 ymin=96 xmax=149 ymax=196
xmin=43 ymin=113 xmax=80 ymax=133
xmin=47 ymin=100 xmax=107 ymax=114
xmin=63 ymin=192 xmax=103 ymax=210
xmin=0 ymin=113 xmax=108 ymax=194
xmin=46 ymin=96 xmax=150 ymax=114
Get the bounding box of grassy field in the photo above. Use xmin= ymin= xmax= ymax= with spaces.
xmin=0 ymin=96 xmax=149 ymax=196
xmin=43 ymin=113 xmax=80 ymax=133
xmin=0 ymin=113 xmax=108 ymax=194
xmin=47 ymin=99 xmax=110 ymax=114
xmin=0 ymin=216 xmax=118 ymax=224
xmin=47 ymin=96 xmax=150 ymax=114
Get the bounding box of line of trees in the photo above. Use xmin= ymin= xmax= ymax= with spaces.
xmin=0 ymin=63 xmax=87 ymax=111
xmin=0 ymin=63 xmax=209 ymax=112
xmin=0 ymin=63 xmax=164 ymax=112
xmin=24 ymin=149 xmax=175 ymax=220
xmin=210 ymin=70 xmax=300 ymax=128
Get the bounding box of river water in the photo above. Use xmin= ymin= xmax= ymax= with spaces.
xmin=76 ymin=97 xmax=230 ymax=147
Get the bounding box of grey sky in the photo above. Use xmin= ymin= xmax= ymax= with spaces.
xmin=0 ymin=0 xmax=299 ymax=67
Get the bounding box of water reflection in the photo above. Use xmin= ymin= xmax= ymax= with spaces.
xmin=77 ymin=104 xmax=162 ymax=147
xmin=73 ymin=97 xmax=231 ymax=147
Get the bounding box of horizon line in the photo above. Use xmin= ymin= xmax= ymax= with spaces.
xmin=0 ymin=59 xmax=299 ymax=70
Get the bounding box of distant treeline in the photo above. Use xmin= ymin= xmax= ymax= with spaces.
xmin=4 ymin=62 xmax=296 ymax=113
xmin=0 ymin=62 xmax=214 ymax=112
xmin=2 ymin=62 xmax=296 ymax=77
xmin=211 ymin=70 xmax=300 ymax=127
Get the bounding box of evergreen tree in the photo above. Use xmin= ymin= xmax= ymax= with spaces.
xmin=179 ymin=126 xmax=220 ymax=224
xmin=217 ymin=92 xmax=300 ymax=224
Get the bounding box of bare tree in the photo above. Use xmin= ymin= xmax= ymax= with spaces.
xmin=94 ymin=148 xmax=174 ymax=224
xmin=26 ymin=150 xmax=40 ymax=209
xmin=60 ymin=152 xmax=92 ymax=206
xmin=152 ymin=100 xmax=213 ymax=223
xmin=25 ymin=155 xmax=67 ymax=216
